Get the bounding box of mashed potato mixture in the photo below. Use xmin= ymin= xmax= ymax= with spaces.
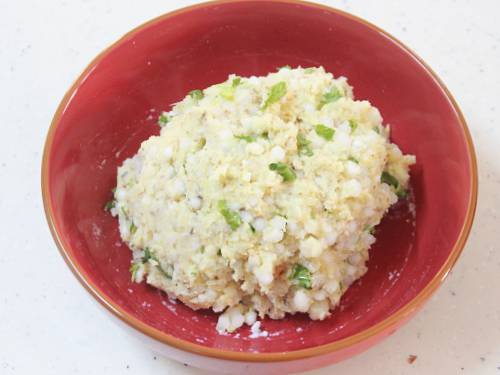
xmin=110 ymin=67 xmax=415 ymax=333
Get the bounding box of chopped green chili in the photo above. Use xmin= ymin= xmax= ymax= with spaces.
xmin=218 ymin=200 xmax=242 ymax=230
xmin=269 ymin=162 xmax=296 ymax=182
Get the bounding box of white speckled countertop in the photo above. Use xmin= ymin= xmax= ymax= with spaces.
xmin=0 ymin=0 xmax=499 ymax=374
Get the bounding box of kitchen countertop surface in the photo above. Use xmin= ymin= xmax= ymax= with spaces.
xmin=1 ymin=0 xmax=499 ymax=374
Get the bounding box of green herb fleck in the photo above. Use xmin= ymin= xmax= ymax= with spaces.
xmin=158 ymin=265 xmax=172 ymax=279
xmin=189 ymin=89 xmax=204 ymax=101
xmin=218 ymin=200 xmax=242 ymax=230
xmin=249 ymin=223 xmax=256 ymax=233
xmin=261 ymin=131 xmax=269 ymax=139
xmin=396 ymin=188 xmax=408 ymax=199
xmin=141 ymin=247 xmax=170 ymax=278
xmin=297 ymin=133 xmax=313 ymax=156
xmin=120 ymin=206 xmax=128 ymax=217
xmin=318 ymin=86 xmax=342 ymax=109
xmin=364 ymin=225 xmax=375 ymax=235
xmin=373 ymin=126 xmax=380 ymax=134
xmin=304 ymin=67 xmax=316 ymax=74
xmin=381 ymin=171 xmax=399 ymax=189
xmin=158 ymin=113 xmax=170 ymax=127
xmin=262 ymin=81 xmax=287 ymax=110
xmin=200 ymin=246 xmax=205 ymax=254
xmin=217 ymin=248 xmax=222 ymax=256
xmin=220 ymin=78 xmax=242 ymax=100
xmin=381 ymin=171 xmax=407 ymax=199
xmin=232 ymin=77 xmax=241 ymax=87
xmin=142 ymin=247 xmax=155 ymax=263
xmin=130 ymin=222 xmax=137 ymax=234
xmin=129 ymin=263 xmax=141 ymax=281
xmin=314 ymin=124 xmax=335 ymax=141
xmin=234 ymin=134 xmax=256 ymax=142
xmin=104 ymin=200 xmax=115 ymax=211
xmin=348 ymin=156 xmax=359 ymax=164
xmin=269 ymin=162 xmax=296 ymax=182
xmin=349 ymin=119 xmax=358 ymax=133
xmin=197 ymin=137 xmax=206 ymax=150
xmin=290 ymin=264 xmax=312 ymax=289
xmin=111 ymin=187 xmax=117 ymax=193
xmin=278 ymin=65 xmax=291 ymax=70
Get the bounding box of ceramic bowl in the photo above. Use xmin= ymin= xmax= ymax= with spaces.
xmin=42 ymin=1 xmax=477 ymax=373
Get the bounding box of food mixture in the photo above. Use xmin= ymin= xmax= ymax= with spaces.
xmin=109 ymin=66 xmax=415 ymax=333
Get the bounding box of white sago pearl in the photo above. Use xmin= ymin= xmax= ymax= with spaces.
xmin=163 ymin=146 xmax=173 ymax=159
xmin=300 ymin=236 xmax=324 ymax=258
xmin=309 ymin=300 xmax=330 ymax=320
xmin=254 ymin=266 xmax=273 ymax=286
xmin=345 ymin=160 xmax=361 ymax=176
xmin=188 ymin=196 xmax=202 ymax=210
xmin=270 ymin=145 xmax=285 ymax=161
xmin=324 ymin=279 xmax=339 ymax=294
xmin=163 ymin=165 xmax=175 ymax=179
xmin=253 ymin=217 xmax=266 ymax=231
xmin=242 ymin=172 xmax=252 ymax=182
xmin=171 ymin=179 xmax=186 ymax=197
xmin=240 ymin=210 xmax=253 ymax=223
xmin=116 ymin=189 xmax=126 ymax=200
xmin=244 ymin=310 xmax=257 ymax=326
xmin=293 ymin=290 xmax=311 ymax=313
xmin=342 ymin=179 xmax=362 ymax=197
xmin=247 ymin=142 xmax=264 ymax=155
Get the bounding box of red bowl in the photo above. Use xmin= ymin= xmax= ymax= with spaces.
xmin=42 ymin=0 xmax=477 ymax=373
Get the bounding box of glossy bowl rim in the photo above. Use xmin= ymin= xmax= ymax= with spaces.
xmin=41 ymin=0 xmax=478 ymax=363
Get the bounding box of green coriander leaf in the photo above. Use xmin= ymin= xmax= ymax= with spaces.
xmin=197 ymin=137 xmax=206 ymax=150
xmin=157 ymin=264 xmax=172 ymax=279
xmin=396 ymin=188 xmax=408 ymax=199
xmin=104 ymin=200 xmax=115 ymax=211
xmin=269 ymin=162 xmax=296 ymax=182
xmin=217 ymin=248 xmax=222 ymax=256
xmin=232 ymin=77 xmax=242 ymax=87
xmin=290 ymin=264 xmax=312 ymax=289
xmin=314 ymin=124 xmax=335 ymax=141
xmin=120 ymin=206 xmax=127 ymax=217
xmin=381 ymin=171 xmax=407 ymax=199
xmin=318 ymin=86 xmax=342 ymax=109
xmin=297 ymin=133 xmax=313 ymax=156
xmin=348 ymin=156 xmax=359 ymax=164
xmin=373 ymin=126 xmax=380 ymax=134
xmin=349 ymin=119 xmax=358 ymax=133
xmin=141 ymin=248 xmax=172 ymax=279
xmin=261 ymin=131 xmax=269 ymax=139
xmin=142 ymin=247 xmax=152 ymax=262
xmin=218 ymin=200 xmax=242 ymax=230
xmin=158 ymin=113 xmax=170 ymax=127
xmin=220 ymin=78 xmax=241 ymax=100
xmin=234 ymin=134 xmax=257 ymax=142
xmin=381 ymin=171 xmax=400 ymax=189
xmin=249 ymin=223 xmax=256 ymax=233
xmin=189 ymin=89 xmax=204 ymax=101
xmin=129 ymin=263 xmax=141 ymax=281
xmin=364 ymin=225 xmax=375 ymax=235
xmin=130 ymin=222 xmax=137 ymax=234
xmin=262 ymin=81 xmax=287 ymax=110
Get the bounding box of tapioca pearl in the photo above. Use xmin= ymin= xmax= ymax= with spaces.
xmin=293 ymin=290 xmax=311 ymax=313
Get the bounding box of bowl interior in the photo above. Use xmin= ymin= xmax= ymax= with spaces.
xmin=45 ymin=1 xmax=474 ymax=353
